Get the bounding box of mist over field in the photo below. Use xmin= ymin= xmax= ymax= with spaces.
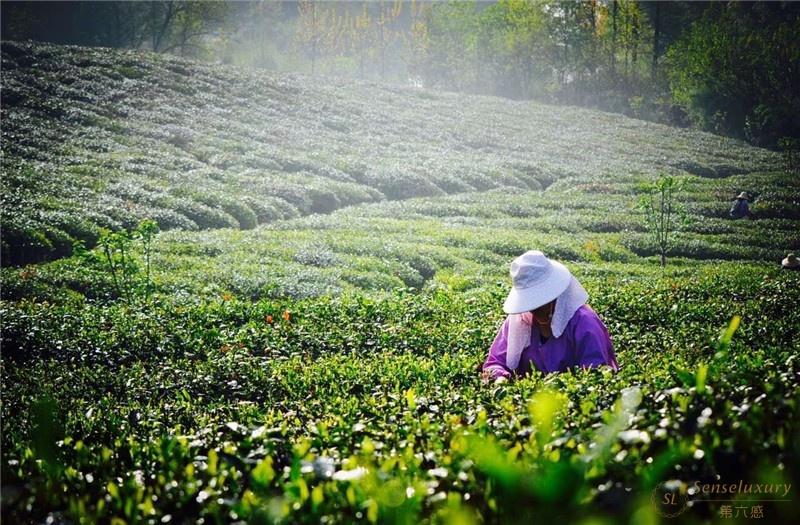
xmin=1 ymin=2 xmax=799 ymax=524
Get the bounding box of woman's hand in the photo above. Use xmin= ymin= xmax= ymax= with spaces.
xmin=481 ymin=370 xmax=508 ymax=385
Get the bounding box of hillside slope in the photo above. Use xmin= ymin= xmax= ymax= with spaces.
xmin=0 ymin=40 xmax=784 ymax=266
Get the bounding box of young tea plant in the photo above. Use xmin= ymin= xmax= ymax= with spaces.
xmin=97 ymin=229 xmax=137 ymax=302
xmin=638 ymin=175 xmax=688 ymax=267
xmin=95 ymin=219 xmax=160 ymax=302
xmin=137 ymin=219 xmax=159 ymax=296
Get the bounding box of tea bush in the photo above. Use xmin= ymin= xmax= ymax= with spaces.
xmin=2 ymin=265 xmax=799 ymax=523
xmin=0 ymin=41 xmax=786 ymax=265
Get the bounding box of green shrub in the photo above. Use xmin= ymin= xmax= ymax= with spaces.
xmin=171 ymin=198 xmax=239 ymax=229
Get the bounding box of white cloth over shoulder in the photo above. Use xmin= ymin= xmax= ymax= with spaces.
xmin=505 ymin=277 xmax=589 ymax=369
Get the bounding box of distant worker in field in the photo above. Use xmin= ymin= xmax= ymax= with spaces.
xmin=782 ymin=253 xmax=800 ymax=271
xmin=481 ymin=251 xmax=618 ymax=384
xmin=729 ymin=191 xmax=751 ymax=219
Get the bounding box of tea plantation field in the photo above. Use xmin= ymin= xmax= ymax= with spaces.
xmin=2 ymin=42 xmax=800 ymax=524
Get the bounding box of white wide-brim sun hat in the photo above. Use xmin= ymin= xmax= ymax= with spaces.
xmin=502 ymin=250 xmax=573 ymax=314
xmin=782 ymin=253 xmax=800 ymax=268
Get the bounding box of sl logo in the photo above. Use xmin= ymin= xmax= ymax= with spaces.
xmin=651 ymin=482 xmax=690 ymax=518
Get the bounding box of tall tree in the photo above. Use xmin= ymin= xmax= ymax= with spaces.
xmin=348 ymin=3 xmax=373 ymax=79
xmin=611 ymin=0 xmax=618 ymax=82
xmin=161 ymin=1 xmax=228 ymax=57
xmin=404 ymin=0 xmax=430 ymax=84
xmin=421 ymin=1 xmax=478 ymax=92
xmin=296 ymin=0 xmax=319 ymax=74
xmin=650 ymin=1 xmax=660 ymax=79
xmin=150 ymin=1 xmax=177 ymax=52
xmin=374 ymin=0 xmax=403 ymax=80
xmin=480 ymin=0 xmax=547 ymax=99
xmin=295 ymin=1 xmax=348 ymax=76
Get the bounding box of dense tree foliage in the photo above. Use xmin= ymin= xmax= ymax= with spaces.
xmin=0 ymin=1 xmax=228 ymax=58
xmin=665 ymin=2 xmax=800 ymax=147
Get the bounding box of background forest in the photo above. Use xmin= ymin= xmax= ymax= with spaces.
xmin=3 ymin=0 xmax=799 ymax=150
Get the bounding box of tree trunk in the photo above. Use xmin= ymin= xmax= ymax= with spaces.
xmin=623 ymin=4 xmax=629 ymax=79
xmin=652 ymin=1 xmax=661 ymax=79
xmin=632 ymin=14 xmax=638 ymax=76
xmin=475 ymin=34 xmax=480 ymax=94
xmin=153 ymin=1 xmax=177 ymax=53
xmin=311 ymin=1 xmax=316 ymax=75
xmin=590 ymin=0 xmax=597 ymax=76
xmin=562 ymin=8 xmax=568 ymax=88
xmin=113 ymin=3 xmax=121 ymax=47
xmin=151 ymin=2 xmax=157 ymax=51
xmin=380 ymin=19 xmax=385 ymax=80
xmin=611 ymin=0 xmax=617 ymax=83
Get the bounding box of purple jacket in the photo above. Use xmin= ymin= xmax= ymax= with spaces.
xmin=482 ymin=304 xmax=618 ymax=378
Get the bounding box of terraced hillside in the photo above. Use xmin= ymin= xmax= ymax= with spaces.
xmin=2 ymin=42 xmax=800 ymax=525
xmin=1 ymin=40 xmax=788 ymax=267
